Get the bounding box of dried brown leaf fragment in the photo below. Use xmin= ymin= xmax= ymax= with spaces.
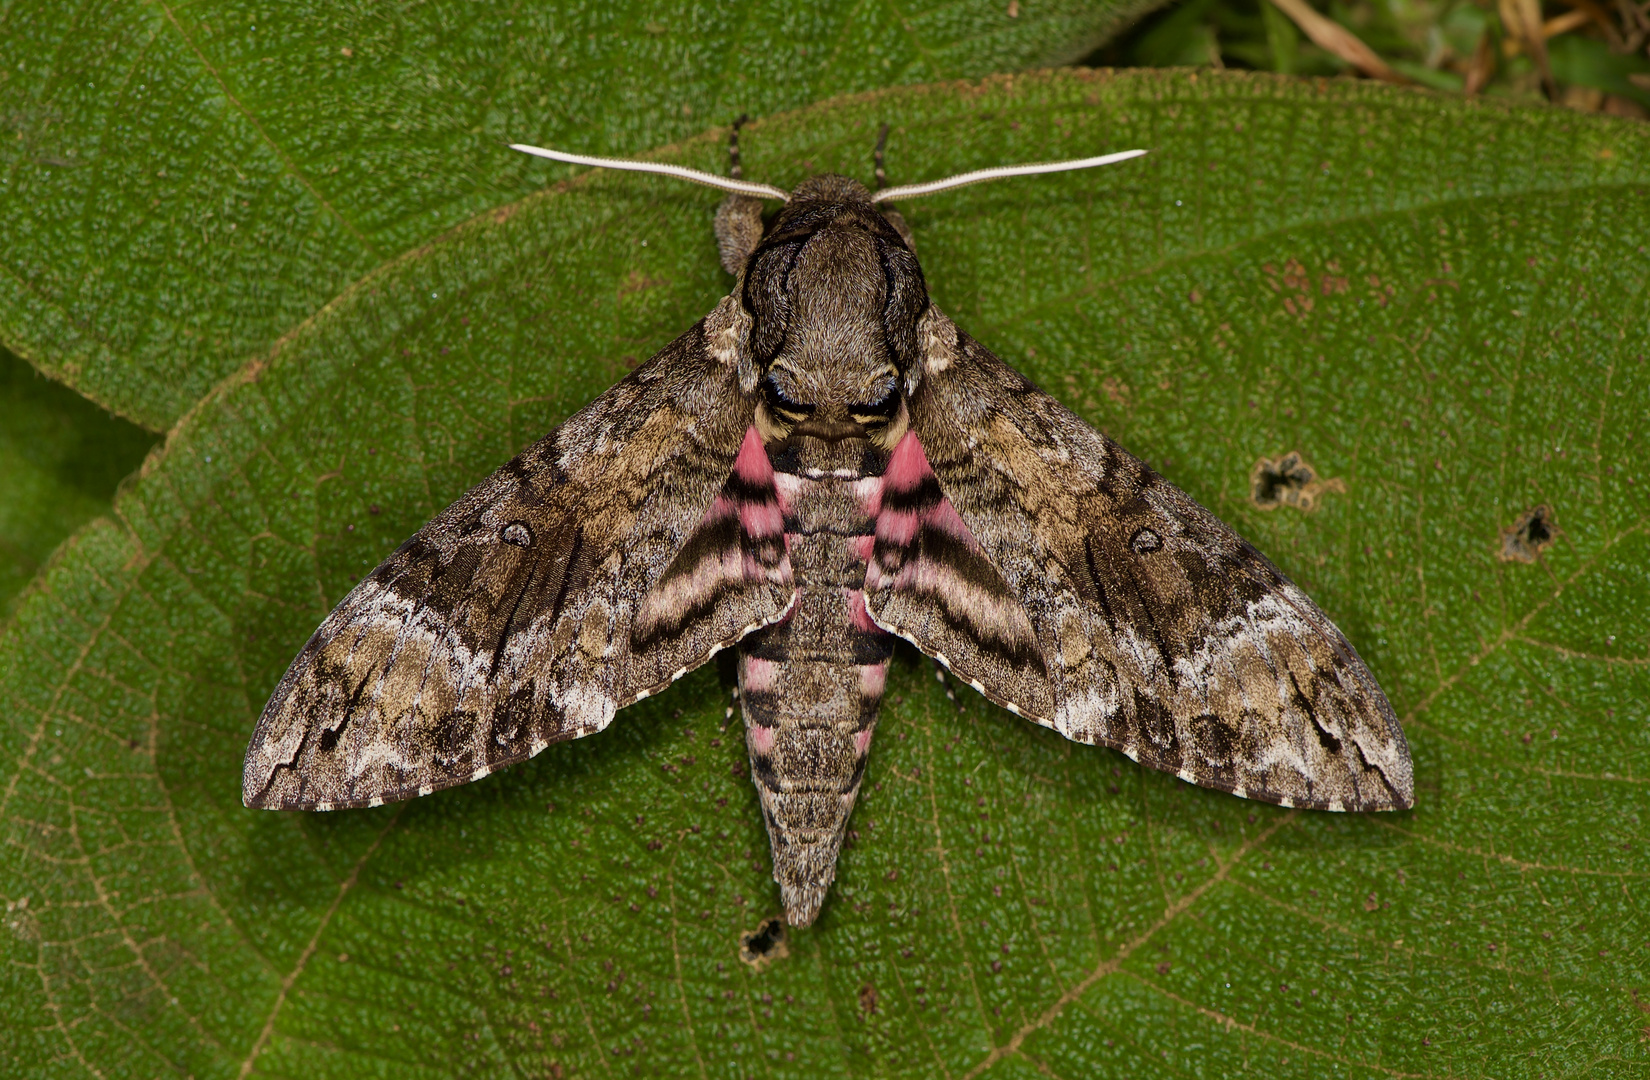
xmin=1265 ymin=0 xmax=1409 ymax=83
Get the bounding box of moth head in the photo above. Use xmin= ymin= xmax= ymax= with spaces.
xmin=508 ymin=139 xmax=1149 ymax=450
xmin=732 ymin=175 xmax=925 ymax=450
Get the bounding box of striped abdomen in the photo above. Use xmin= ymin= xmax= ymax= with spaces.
xmin=737 ymin=437 xmax=891 ymax=927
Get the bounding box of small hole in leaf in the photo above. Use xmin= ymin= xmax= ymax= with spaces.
xmin=739 ymin=917 xmax=788 ymax=970
xmin=1250 ymin=451 xmax=1344 ymax=512
xmin=1497 ymin=504 xmax=1556 ymax=563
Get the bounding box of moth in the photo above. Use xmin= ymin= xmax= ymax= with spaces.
xmin=244 ymin=126 xmax=1414 ymax=928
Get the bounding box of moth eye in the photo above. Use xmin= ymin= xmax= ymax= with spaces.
xmin=501 ymin=521 xmax=534 ymax=548
xmin=761 ymin=372 xmax=816 ymax=424
xmin=1130 ymin=527 xmax=1163 ymax=554
xmin=848 ymin=373 xmax=902 ymax=425
xmin=849 ymin=387 xmax=901 ymax=426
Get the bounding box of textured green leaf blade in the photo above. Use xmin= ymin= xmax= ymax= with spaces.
xmin=3 ymin=71 xmax=1648 ymax=1078
xmin=0 ymin=0 xmax=1157 ymax=430
xmin=0 ymin=345 xmax=156 ymax=620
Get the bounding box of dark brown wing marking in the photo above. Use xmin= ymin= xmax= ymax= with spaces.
xmin=243 ymin=298 xmax=792 ymax=811
xmin=876 ymin=308 xmax=1413 ymax=812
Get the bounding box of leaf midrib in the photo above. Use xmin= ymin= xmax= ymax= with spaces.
xmin=154 ymin=1 xmax=378 ymax=256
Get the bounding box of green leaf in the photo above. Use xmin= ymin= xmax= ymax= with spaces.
xmin=1261 ymin=1 xmax=1302 ymax=76
xmin=0 ymin=344 xmax=157 ymax=621
xmin=0 ymin=0 xmax=1158 ymax=431
xmin=1548 ymin=33 xmax=1650 ymax=109
xmin=3 ymin=70 xmax=1647 ymax=1077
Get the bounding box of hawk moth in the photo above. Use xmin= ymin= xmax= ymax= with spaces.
xmin=243 ymin=129 xmax=1413 ymax=928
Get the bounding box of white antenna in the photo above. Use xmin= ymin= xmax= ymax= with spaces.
xmin=510 ymin=144 xmax=790 ymax=201
xmin=872 ymin=149 xmax=1149 ymax=202
xmin=510 ymin=143 xmax=1149 ymax=204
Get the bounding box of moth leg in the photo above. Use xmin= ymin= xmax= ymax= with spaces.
xmin=729 ymin=113 xmax=749 ymax=180
xmin=715 ymin=114 xmax=765 ymax=275
xmin=933 ymin=657 xmax=963 ymax=711
xmin=872 ymin=122 xmax=917 ymax=252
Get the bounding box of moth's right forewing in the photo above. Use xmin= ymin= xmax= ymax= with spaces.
xmin=885 ymin=310 xmax=1413 ymax=813
xmin=244 ymin=298 xmax=788 ymax=812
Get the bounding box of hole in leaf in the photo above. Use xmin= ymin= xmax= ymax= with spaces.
xmin=739 ymin=917 xmax=788 ymax=970
xmin=1247 ymin=448 xmax=1339 ymax=514
xmin=1497 ymin=504 xmax=1556 ymax=563
xmin=1250 ymin=450 xmax=1345 ymax=512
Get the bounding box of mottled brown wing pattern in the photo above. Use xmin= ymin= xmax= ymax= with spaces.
xmin=869 ymin=308 xmax=1413 ymax=812
xmin=243 ymin=298 xmax=793 ymax=811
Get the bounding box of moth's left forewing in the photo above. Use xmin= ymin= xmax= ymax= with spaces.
xmin=877 ymin=309 xmax=1413 ymax=812
xmin=243 ymin=298 xmax=790 ymax=811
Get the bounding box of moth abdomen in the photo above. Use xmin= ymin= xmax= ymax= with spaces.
xmin=736 ymin=426 xmax=892 ymax=926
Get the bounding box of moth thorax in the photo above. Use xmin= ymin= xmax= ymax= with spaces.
xmin=745 ymin=184 xmax=929 ymax=373
xmin=769 ymin=432 xmax=890 ymax=475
